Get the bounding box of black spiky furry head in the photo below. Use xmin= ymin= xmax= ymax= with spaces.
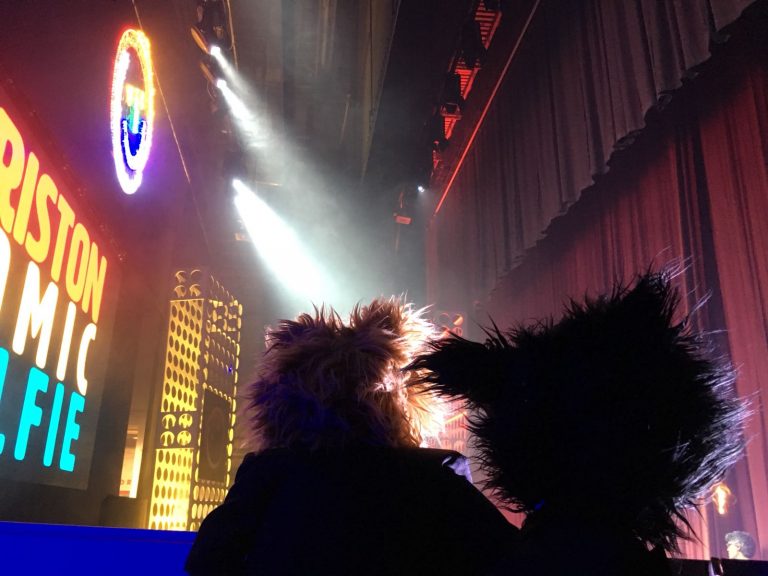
xmin=410 ymin=272 xmax=747 ymax=553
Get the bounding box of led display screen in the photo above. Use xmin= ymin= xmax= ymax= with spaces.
xmin=0 ymin=94 xmax=116 ymax=490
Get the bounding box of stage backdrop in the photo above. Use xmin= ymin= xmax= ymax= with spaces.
xmin=0 ymin=80 xmax=125 ymax=519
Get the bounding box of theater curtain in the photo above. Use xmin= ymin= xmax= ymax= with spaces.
xmin=697 ymin=54 xmax=768 ymax=558
xmin=426 ymin=6 xmax=768 ymax=560
xmin=427 ymin=0 xmax=757 ymax=313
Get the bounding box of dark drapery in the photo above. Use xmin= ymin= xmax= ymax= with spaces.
xmin=696 ymin=49 xmax=768 ymax=557
xmin=426 ymin=3 xmax=768 ymax=561
xmin=428 ymin=0 xmax=756 ymax=312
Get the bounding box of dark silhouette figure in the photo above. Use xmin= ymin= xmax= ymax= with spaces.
xmin=410 ymin=272 xmax=748 ymax=576
xmin=186 ymin=298 xmax=515 ymax=575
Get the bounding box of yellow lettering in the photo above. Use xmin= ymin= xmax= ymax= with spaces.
xmin=82 ymin=242 xmax=107 ymax=323
xmin=0 ymin=108 xmax=24 ymax=234
xmin=25 ymin=173 xmax=58 ymax=264
xmin=13 ymin=152 xmax=39 ymax=246
xmin=56 ymin=301 xmax=77 ymax=382
xmin=0 ymin=231 xmax=10 ymax=312
xmin=13 ymin=261 xmax=59 ymax=369
xmin=65 ymin=222 xmax=90 ymax=303
xmin=2 ymin=110 xmax=109 ymax=388
xmin=51 ymin=193 xmax=74 ymax=283
xmin=76 ymin=323 xmax=97 ymax=395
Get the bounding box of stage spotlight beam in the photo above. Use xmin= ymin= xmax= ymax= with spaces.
xmin=217 ymin=81 xmax=269 ymax=148
xmin=217 ymin=82 xmax=252 ymax=121
xmin=233 ymin=179 xmax=334 ymax=305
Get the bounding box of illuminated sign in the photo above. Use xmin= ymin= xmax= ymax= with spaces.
xmin=110 ymin=29 xmax=155 ymax=195
xmin=0 ymin=104 xmax=111 ymax=488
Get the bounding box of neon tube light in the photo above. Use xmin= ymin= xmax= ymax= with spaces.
xmin=110 ymin=29 xmax=155 ymax=195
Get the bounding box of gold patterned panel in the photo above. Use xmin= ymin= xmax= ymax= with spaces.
xmin=162 ymin=300 xmax=203 ymax=413
xmin=147 ymin=448 xmax=193 ymax=530
xmin=188 ymin=481 xmax=228 ymax=532
xmin=148 ymin=269 xmax=242 ymax=531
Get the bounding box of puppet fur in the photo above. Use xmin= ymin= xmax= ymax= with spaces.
xmin=246 ymin=297 xmax=445 ymax=452
xmin=409 ymin=272 xmax=747 ymax=553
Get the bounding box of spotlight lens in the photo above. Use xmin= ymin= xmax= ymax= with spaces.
xmin=216 ymin=78 xmax=227 ymax=89
xmin=417 ymin=185 xmax=426 ymax=193
xmin=210 ymin=45 xmax=222 ymax=57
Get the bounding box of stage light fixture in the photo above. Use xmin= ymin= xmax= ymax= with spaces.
xmin=417 ymin=185 xmax=426 ymax=193
xmin=460 ymin=19 xmax=486 ymax=69
xmin=427 ymin=111 xmax=448 ymax=152
xmin=196 ymin=0 xmax=228 ymax=43
xmin=232 ymin=179 xmax=334 ymax=305
xmin=190 ymin=25 xmax=225 ymax=60
xmin=198 ymin=59 xmax=220 ymax=86
xmin=440 ymin=73 xmax=464 ymax=117
xmin=190 ymin=26 xmax=211 ymax=54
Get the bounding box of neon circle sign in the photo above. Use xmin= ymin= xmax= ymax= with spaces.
xmin=110 ymin=29 xmax=155 ymax=195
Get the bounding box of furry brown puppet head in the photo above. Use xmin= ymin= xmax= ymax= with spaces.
xmin=409 ymin=272 xmax=747 ymax=553
xmin=247 ymin=298 xmax=444 ymax=452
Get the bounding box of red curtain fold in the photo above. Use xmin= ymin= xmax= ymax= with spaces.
xmin=427 ymin=6 xmax=768 ymax=558
xmin=697 ymin=56 xmax=768 ymax=557
xmin=710 ymin=0 xmax=758 ymax=28
xmin=428 ymin=0 xmax=758 ymax=308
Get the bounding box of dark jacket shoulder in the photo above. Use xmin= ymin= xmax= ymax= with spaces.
xmin=187 ymin=446 xmax=516 ymax=576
